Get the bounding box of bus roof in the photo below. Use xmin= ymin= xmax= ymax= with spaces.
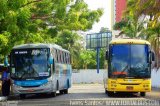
xmin=110 ymin=39 xmax=150 ymax=45
xmin=13 ymin=43 xmax=70 ymax=53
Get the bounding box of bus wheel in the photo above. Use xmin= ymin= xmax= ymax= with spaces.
xmin=140 ymin=92 xmax=146 ymax=97
xmin=20 ymin=94 xmax=26 ymax=99
xmin=60 ymin=90 xmax=64 ymax=94
xmin=51 ymin=92 xmax=56 ymax=97
xmin=63 ymin=80 xmax=69 ymax=94
xmin=2 ymin=80 xmax=10 ymax=96
xmin=107 ymin=91 xmax=114 ymax=97
xmin=63 ymin=89 xmax=68 ymax=94
xmin=105 ymin=90 xmax=108 ymax=94
xmin=57 ymin=81 xmax=59 ymax=90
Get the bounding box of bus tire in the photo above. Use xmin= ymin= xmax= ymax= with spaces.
xmin=57 ymin=80 xmax=59 ymax=90
xmin=63 ymin=79 xmax=69 ymax=94
xmin=63 ymin=89 xmax=68 ymax=94
xmin=107 ymin=91 xmax=114 ymax=97
xmin=105 ymin=90 xmax=108 ymax=94
xmin=2 ymin=80 xmax=10 ymax=96
xmin=140 ymin=92 xmax=146 ymax=97
xmin=60 ymin=90 xmax=64 ymax=94
xmin=20 ymin=94 xmax=26 ymax=99
xmin=51 ymin=92 xmax=56 ymax=97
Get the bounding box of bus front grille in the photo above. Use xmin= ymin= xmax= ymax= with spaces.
xmin=21 ymin=85 xmax=40 ymax=88
xmin=119 ymin=83 xmax=140 ymax=85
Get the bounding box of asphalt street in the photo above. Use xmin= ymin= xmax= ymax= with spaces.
xmin=0 ymin=84 xmax=160 ymax=106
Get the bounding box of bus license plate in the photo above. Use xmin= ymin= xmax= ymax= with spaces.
xmin=27 ymin=89 xmax=34 ymax=92
xmin=126 ymin=86 xmax=133 ymax=90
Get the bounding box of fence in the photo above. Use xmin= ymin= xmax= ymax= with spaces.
xmin=72 ymin=69 xmax=160 ymax=88
xmin=151 ymin=69 xmax=160 ymax=88
xmin=72 ymin=69 xmax=105 ymax=84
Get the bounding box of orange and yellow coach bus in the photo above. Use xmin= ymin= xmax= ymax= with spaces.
xmin=103 ymin=39 xmax=155 ymax=97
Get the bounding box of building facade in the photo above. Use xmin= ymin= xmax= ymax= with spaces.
xmin=111 ymin=0 xmax=127 ymax=37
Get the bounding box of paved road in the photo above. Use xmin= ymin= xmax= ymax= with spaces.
xmin=1 ymin=84 xmax=160 ymax=106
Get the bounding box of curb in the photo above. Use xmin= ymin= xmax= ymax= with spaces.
xmin=0 ymin=96 xmax=8 ymax=101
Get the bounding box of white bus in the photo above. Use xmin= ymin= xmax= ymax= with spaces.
xmin=10 ymin=43 xmax=72 ymax=98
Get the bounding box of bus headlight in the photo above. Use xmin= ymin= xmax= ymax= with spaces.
xmin=41 ymin=81 xmax=52 ymax=87
xmin=111 ymin=81 xmax=116 ymax=83
xmin=143 ymin=84 xmax=149 ymax=87
xmin=111 ymin=84 xmax=117 ymax=87
xmin=13 ymin=84 xmax=23 ymax=89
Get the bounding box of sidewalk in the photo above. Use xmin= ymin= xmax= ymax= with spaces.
xmin=0 ymin=96 xmax=8 ymax=101
xmin=146 ymin=87 xmax=160 ymax=100
xmin=152 ymin=87 xmax=160 ymax=92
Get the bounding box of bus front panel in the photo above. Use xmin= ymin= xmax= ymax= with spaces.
xmin=106 ymin=78 xmax=151 ymax=92
xmin=106 ymin=44 xmax=151 ymax=93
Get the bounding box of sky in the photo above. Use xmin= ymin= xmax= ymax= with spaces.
xmin=84 ymin=0 xmax=111 ymax=33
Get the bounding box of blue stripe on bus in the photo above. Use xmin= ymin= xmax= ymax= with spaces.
xmin=14 ymin=79 xmax=48 ymax=87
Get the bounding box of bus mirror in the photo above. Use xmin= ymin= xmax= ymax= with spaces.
xmin=106 ymin=51 xmax=108 ymax=60
xmin=49 ymin=56 xmax=53 ymax=64
xmin=151 ymin=51 xmax=155 ymax=61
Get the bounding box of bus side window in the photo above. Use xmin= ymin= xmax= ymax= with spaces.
xmin=58 ymin=50 xmax=60 ymax=63
xmin=68 ymin=54 xmax=71 ymax=64
xmin=54 ymin=49 xmax=57 ymax=63
xmin=59 ymin=50 xmax=61 ymax=63
xmin=62 ymin=51 xmax=64 ymax=64
xmin=62 ymin=52 xmax=65 ymax=64
xmin=56 ymin=50 xmax=59 ymax=63
xmin=52 ymin=49 xmax=55 ymax=73
xmin=60 ymin=51 xmax=62 ymax=63
xmin=65 ymin=53 xmax=67 ymax=64
xmin=66 ymin=53 xmax=69 ymax=64
xmin=66 ymin=53 xmax=68 ymax=64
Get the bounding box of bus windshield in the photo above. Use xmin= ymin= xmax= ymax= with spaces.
xmin=109 ymin=44 xmax=150 ymax=78
xmin=10 ymin=48 xmax=51 ymax=80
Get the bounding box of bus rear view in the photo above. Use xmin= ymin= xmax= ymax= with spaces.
xmin=104 ymin=39 xmax=154 ymax=97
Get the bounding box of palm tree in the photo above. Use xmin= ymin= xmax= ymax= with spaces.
xmin=119 ymin=0 xmax=160 ymax=68
xmin=136 ymin=0 xmax=160 ymax=68
xmin=114 ymin=0 xmax=145 ymax=38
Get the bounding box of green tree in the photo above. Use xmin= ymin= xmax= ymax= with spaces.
xmin=0 ymin=0 xmax=103 ymax=63
xmin=99 ymin=27 xmax=110 ymax=69
xmin=120 ymin=0 xmax=160 ymax=68
xmin=55 ymin=30 xmax=83 ymax=69
xmin=99 ymin=27 xmax=110 ymax=33
xmin=136 ymin=0 xmax=160 ymax=68
xmin=114 ymin=0 xmax=146 ymax=38
xmin=80 ymin=50 xmax=96 ymax=69
xmin=79 ymin=48 xmax=106 ymax=69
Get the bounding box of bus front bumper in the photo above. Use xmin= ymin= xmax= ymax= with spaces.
xmin=106 ymin=83 xmax=151 ymax=92
xmin=11 ymin=84 xmax=54 ymax=94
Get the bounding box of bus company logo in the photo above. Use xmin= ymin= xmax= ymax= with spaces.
xmin=32 ymin=49 xmax=47 ymax=55
xmin=50 ymin=48 xmax=54 ymax=55
xmin=32 ymin=50 xmax=40 ymax=55
xmin=15 ymin=51 xmax=27 ymax=54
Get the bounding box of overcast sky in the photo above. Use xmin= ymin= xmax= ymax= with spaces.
xmin=84 ymin=0 xmax=111 ymax=33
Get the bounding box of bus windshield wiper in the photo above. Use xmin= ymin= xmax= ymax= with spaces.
xmin=20 ymin=71 xmax=29 ymax=79
xmin=116 ymin=65 xmax=129 ymax=78
xmin=20 ymin=67 xmax=39 ymax=79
